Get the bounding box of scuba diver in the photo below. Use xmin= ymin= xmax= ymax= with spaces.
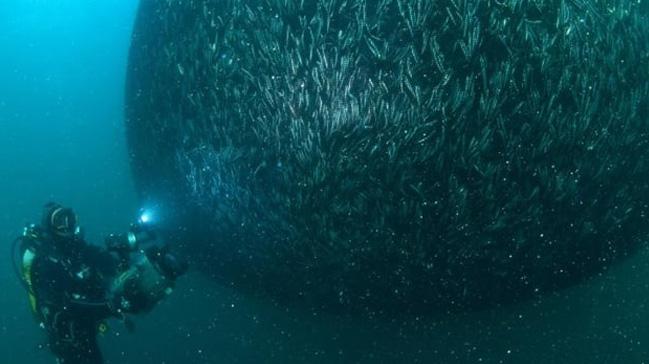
xmin=12 ymin=202 xmax=187 ymax=364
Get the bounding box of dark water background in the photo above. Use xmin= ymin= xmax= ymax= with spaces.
xmin=2 ymin=1 xmax=649 ymax=363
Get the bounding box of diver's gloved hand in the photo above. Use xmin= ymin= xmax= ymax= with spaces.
xmin=105 ymin=222 xmax=156 ymax=255
xmin=105 ymin=233 xmax=134 ymax=254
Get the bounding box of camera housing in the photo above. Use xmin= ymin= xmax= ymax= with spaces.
xmin=105 ymin=220 xmax=156 ymax=254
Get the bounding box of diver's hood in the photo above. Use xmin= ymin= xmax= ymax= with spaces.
xmin=42 ymin=202 xmax=78 ymax=239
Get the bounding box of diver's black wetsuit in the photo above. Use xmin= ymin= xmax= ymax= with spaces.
xmin=30 ymin=237 xmax=118 ymax=364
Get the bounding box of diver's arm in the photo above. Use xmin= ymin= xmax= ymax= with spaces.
xmin=32 ymin=256 xmax=120 ymax=319
xmin=60 ymin=246 xmax=125 ymax=318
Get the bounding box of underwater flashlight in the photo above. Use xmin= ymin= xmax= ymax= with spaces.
xmin=138 ymin=209 xmax=154 ymax=225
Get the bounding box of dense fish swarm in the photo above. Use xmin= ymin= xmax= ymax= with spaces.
xmin=125 ymin=0 xmax=649 ymax=313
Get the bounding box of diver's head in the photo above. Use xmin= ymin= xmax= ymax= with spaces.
xmin=42 ymin=202 xmax=79 ymax=241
